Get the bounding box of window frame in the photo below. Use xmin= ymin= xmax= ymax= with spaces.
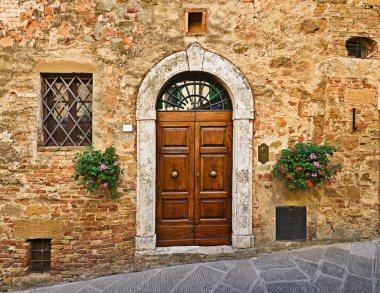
xmin=39 ymin=73 xmax=93 ymax=147
xmin=184 ymin=9 xmax=207 ymax=36
xmin=29 ymin=239 xmax=52 ymax=274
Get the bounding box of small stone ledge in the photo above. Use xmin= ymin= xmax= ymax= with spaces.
xmin=37 ymin=146 xmax=86 ymax=153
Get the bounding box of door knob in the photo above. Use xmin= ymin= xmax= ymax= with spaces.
xmin=171 ymin=171 xmax=178 ymax=178
xmin=210 ymin=170 xmax=217 ymax=177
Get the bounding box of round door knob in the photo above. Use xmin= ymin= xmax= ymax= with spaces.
xmin=210 ymin=170 xmax=217 ymax=177
xmin=171 ymin=171 xmax=178 ymax=178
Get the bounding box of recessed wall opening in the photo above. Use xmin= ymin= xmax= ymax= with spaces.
xmin=276 ymin=206 xmax=306 ymax=241
xmin=185 ymin=10 xmax=206 ymax=35
xmin=345 ymin=37 xmax=377 ymax=59
xmin=29 ymin=239 xmax=51 ymax=273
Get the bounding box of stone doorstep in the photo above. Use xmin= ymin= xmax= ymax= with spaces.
xmin=136 ymin=245 xmax=235 ymax=255
xmin=133 ymin=245 xmax=256 ymax=271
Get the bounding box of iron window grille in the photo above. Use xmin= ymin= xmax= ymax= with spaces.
xmin=157 ymin=72 xmax=232 ymax=111
xmin=30 ymin=239 xmax=51 ymax=273
xmin=345 ymin=37 xmax=376 ymax=59
xmin=41 ymin=73 xmax=93 ymax=146
xmin=346 ymin=41 xmax=370 ymax=58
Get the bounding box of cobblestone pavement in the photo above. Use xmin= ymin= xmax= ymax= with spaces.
xmin=15 ymin=240 xmax=380 ymax=293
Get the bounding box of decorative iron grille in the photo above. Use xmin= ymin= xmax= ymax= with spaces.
xmin=30 ymin=239 xmax=51 ymax=273
xmin=41 ymin=74 xmax=93 ymax=146
xmin=157 ymin=72 xmax=232 ymax=111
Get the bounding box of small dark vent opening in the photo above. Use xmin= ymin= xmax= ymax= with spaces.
xmin=188 ymin=13 xmax=203 ymax=33
xmin=30 ymin=239 xmax=51 ymax=273
xmin=186 ymin=10 xmax=206 ymax=35
xmin=345 ymin=37 xmax=377 ymax=59
xmin=276 ymin=206 xmax=306 ymax=241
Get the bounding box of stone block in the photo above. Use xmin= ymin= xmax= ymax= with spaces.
xmin=221 ymin=260 xmax=257 ymax=291
xmin=315 ymin=274 xmax=342 ymax=293
xmin=13 ymin=220 xmax=65 ymax=239
xmin=140 ymin=265 xmax=194 ymax=292
xmin=267 ymin=282 xmax=319 ymax=293
xmin=348 ymin=254 xmax=373 ymax=277
xmin=298 ymin=101 xmax=325 ymax=117
xmin=213 ymin=284 xmax=241 ymax=293
xmin=353 ymin=0 xmax=380 ymax=5
xmin=324 ymin=246 xmax=350 ymax=266
xmin=253 ymin=253 xmax=296 ymax=270
xmin=343 ymin=274 xmax=373 ymax=293
xmin=351 ymin=242 xmax=376 ymax=259
xmin=320 ymin=261 xmax=346 ymax=279
xmin=295 ymin=248 xmax=325 ymax=263
xmin=294 ymin=259 xmax=319 ymax=280
xmin=260 ymin=268 xmax=307 ymax=282
xmin=24 ymin=206 xmax=50 ymax=217
xmin=248 ymin=280 xmax=267 ymax=293
xmin=345 ymin=89 xmax=377 ymax=105
xmin=0 ymin=203 xmax=22 ymax=217
xmin=172 ymin=265 xmax=224 ymax=293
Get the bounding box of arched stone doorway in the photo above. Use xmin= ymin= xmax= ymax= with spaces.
xmin=136 ymin=43 xmax=254 ymax=251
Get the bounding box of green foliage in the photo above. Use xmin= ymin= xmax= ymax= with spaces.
xmin=74 ymin=146 xmax=123 ymax=199
xmin=271 ymin=141 xmax=342 ymax=192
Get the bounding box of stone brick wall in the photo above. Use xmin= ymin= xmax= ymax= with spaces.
xmin=0 ymin=0 xmax=379 ymax=290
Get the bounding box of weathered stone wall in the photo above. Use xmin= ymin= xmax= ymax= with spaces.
xmin=0 ymin=0 xmax=379 ymax=289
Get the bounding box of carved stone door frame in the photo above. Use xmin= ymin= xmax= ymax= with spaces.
xmin=136 ymin=43 xmax=254 ymax=251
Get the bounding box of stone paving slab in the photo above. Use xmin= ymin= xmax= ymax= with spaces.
xmin=12 ymin=240 xmax=380 ymax=293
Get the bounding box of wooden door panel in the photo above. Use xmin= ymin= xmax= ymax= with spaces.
xmin=200 ymin=154 xmax=226 ymax=191
xmin=194 ymin=225 xmax=231 ymax=246
xmin=161 ymin=199 xmax=189 ymax=220
xmin=157 ymin=112 xmax=232 ymax=247
xmin=200 ymin=199 xmax=227 ymax=219
xmin=194 ymin=120 xmax=232 ymax=245
xmin=201 ymin=127 xmax=227 ymax=147
xmin=161 ymin=155 xmax=189 ymax=191
xmin=156 ymin=121 xmax=194 ymax=247
xmin=163 ymin=128 xmax=189 ymax=147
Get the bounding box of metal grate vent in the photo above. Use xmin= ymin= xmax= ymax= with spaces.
xmin=30 ymin=239 xmax=51 ymax=273
xmin=41 ymin=73 xmax=93 ymax=146
xmin=276 ymin=206 xmax=306 ymax=241
xmin=157 ymin=72 xmax=232 ymax=111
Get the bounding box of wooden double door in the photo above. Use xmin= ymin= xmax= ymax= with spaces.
xmin=156 ymin=112 xmax=232 ymax=246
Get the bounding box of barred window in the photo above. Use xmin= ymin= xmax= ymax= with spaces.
xmin=345 ymin=37 xmax=377 ymax=59
xmin=41 ymin=73 xmax=93 ymax=146
xmin=30 ymin=239 xmax=51 ymax=273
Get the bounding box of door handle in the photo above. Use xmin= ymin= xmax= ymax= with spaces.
xmin=196 ymin=172 xmax=200 ymax=177
xmin=171 ymin=171 xmax=178 ymax=178
xmin=210 ymin=170 xmax=217 ymax=177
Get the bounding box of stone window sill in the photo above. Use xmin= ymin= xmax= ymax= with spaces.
xmin=37 ymin=146 xmax=87 ymax=153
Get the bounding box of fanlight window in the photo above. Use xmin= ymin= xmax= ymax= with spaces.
xmin=157 ymin=72 xmax=232 ymax=111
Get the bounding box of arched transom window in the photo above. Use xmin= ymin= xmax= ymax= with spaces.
xmin=157 ymin=72 xmax=232 ymax=111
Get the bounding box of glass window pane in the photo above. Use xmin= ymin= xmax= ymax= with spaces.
xmin=157 ymin=72 xmax=232 ymax=112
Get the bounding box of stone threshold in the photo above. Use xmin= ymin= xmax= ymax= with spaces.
xmin=133 ymin=245 xmax=256 ymax=272
xmin=135 ymin=245 xmax=235 ymax=256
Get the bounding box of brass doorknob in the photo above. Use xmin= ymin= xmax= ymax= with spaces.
xmin=210 ymin=170 xmax=217 ymax=177
xmin=171 ymin=171 xmax=178 ymax=178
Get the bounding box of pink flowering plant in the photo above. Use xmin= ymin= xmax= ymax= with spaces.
xmin=271 ymin=141 xmax=342 ymax=192
xmin=74 ymin=146 xmax=123 ymax=199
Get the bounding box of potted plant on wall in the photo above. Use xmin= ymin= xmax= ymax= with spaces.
xmin=74 ymin=146 xmax=123 ymax=199
xmin=271 ymin=141 xmax=342 ymax=192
